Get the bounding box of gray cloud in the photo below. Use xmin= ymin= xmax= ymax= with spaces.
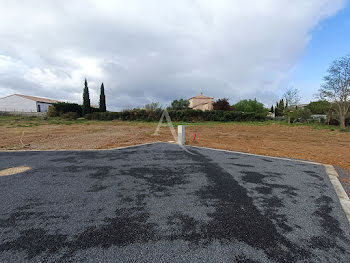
xmin=0 ymin=0 xmax=345 ymax=110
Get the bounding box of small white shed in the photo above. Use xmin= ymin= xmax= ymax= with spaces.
xmin=0 ymin=94 xmax=58 ymax=113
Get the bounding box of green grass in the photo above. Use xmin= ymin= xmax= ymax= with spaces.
xmin=290 ymin=122 xmax=350 ymax=132
xmin=0 ymin=115 xmax=349 ymax=132
xmin=340 ymin=128 xmax=350 ymax=132
xmin=0 ymin=115 xmax=93 ymax=127
xmin=129 ymin=119 xmax=350 ymax=132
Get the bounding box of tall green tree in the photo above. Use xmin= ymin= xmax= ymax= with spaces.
xmin=275 ymin=102 xmax=279 ymax=115
xmin=82 ymin=78 xmax=91 ymax=115
xmin=168 ymin=99 xmax=189 ymax=110
xmin=233 ymin=99 xmax=267 ymax=114
xmin=305 ymin=100 xmax=331 ymax=114
xmin=99 ymin=82 xmax=106 ymax=112
xmin=275 ymin=99 xmax=285 ymax=117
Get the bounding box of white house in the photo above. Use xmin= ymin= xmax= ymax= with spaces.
xmin=0 ymin=94 xmax=59 ymax=113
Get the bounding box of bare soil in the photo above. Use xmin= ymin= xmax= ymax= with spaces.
xmin=1 ymin=121 xmax=349 ymax=171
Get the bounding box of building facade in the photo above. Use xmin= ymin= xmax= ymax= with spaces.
xmin=188 ymin=93 xmax=214 ymax=111
xmin=0 ymin=94 xmax=58 ymax=112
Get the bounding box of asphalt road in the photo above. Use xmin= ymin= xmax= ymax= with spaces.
xmin=0 ymin=142 xmax=349 ymax=262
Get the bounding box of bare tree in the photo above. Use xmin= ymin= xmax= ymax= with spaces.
xmin=319 ymin=54 xmax=350 ymax=129
xmin=283 ymin=87 xmax=300 ymax=106
xmin=283 ymin=87 xmax=300 ymax=124
xmin=144 ymin=102 xmax=161 ymax=112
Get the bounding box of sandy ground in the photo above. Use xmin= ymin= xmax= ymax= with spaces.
xmin=1 ymin=121 xmax=349 ymax=172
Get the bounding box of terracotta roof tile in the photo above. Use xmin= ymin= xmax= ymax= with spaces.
xmin=188 ymin=93 xmax=214 ymax=100
xmin=15 ymin=94 xmax=59 ymax=104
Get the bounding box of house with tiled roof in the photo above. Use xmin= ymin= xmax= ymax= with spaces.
xmin=0 ymin=94 xmax=59 ymax=113
xmin=188 ymin=93 xmax=214 ymax=111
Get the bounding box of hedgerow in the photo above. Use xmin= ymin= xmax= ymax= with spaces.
xmin=49 ymin=102 xmax=100 ymax=118
xmin=51 ymin=102 xmax=83 ymax=117
xmin=84 ymin=109 xmax=268 ymax=122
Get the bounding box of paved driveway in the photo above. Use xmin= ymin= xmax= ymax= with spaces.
xmin=0 ymin=142 xmax=349 ymax=262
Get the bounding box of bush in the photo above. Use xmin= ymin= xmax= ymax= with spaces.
xmin=91 ymin=107 xmax=101 ymax=113
xmin=329 ymin=118 xmax=339 ymax=126
xmin=47 ymin=105 xmax=58 ymax=117
xmin=233 ymin=99 xmax=267 ymax=114
xmin=83 ymin=109 xmax=268 ymax=122
xmin=52 ymin=102 xmax=83 ymax=117
xmin=329 ymin=117 xmax=350 ymax=127
xmin=61 ymin=112 xmax=78 ymax=120
xmin=84 ymin=112 xmax=120 ymax=120
xmin=299 ymin=108 xmax=312 ymax=122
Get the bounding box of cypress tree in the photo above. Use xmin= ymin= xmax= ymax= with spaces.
xmin=82 ymin=78 xmax=91 ymax=115
xmin=277 ymin=99 xmax=284 ymax=115
xmin=275 ymin=102 xmax=279 ymax=116
xmin=99 ymin=83 xmax=106 ymax=112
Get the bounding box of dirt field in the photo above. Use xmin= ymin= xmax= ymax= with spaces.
xmin=1 ymin=118 xmax=349 ymax=172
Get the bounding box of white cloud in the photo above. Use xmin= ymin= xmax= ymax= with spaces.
xmin=0 ymin=0 xmax=346 ymax=110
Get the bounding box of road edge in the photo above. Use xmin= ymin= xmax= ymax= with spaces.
xmin=0 ymin=141 xmax=163 ymax=152
xmin=324 ymin=164 xmax=350 ymax=224
xmin=187 ymin=144 xmax=321 ymax=165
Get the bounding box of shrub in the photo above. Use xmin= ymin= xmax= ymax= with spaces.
xmin=84 ymin=112 xmax=120 ymax=121
xmin=299 ymin=108 xmax=312 ymax=122
xmin=329 ymin=117 xmax=350 ymax=126
xmin=47 ymin=105 xmax=58 ymax=117
xmin=233 ymin=99 xmax=267 ymax=114
xmin=52 ymin=102 xmax=83 ymax=117
xmin=61 ymin=112 xmax=78 ymax=120
xmin=329 ymin=118 xmax=339 ymax=126
xmin=84 ymin=113 xmax=93 ymax=120
xmin=90 ymin=107 xmax=101 ymax=113
xmin=290 ymin=108 xmax=301 ymax=123
xmin=82 ymin=109 xmax=268 ymax=122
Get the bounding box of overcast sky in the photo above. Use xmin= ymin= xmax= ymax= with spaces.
xmin=0 ymin=0 xmax=347 ymax=110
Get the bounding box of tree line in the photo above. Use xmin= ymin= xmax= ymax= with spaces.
xmin=146 ymin=98 xmax=266 ymax=114
xmin=49 ymin=54 xmax=350 ymax=128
